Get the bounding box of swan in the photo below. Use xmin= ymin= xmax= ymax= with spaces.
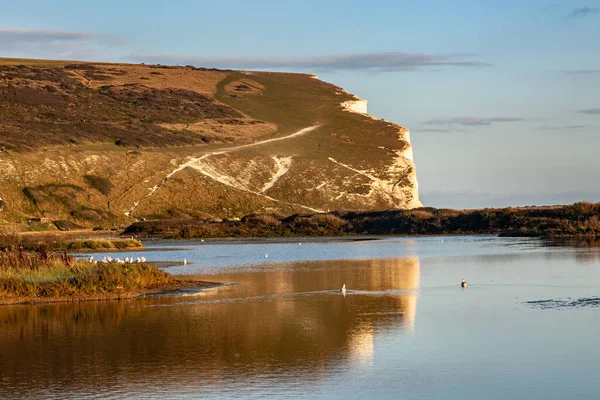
xmin=341 ymin=283 xmax=346 ymax=293
xmin=265 ymin=253 xmax=268 ymax=258
xmin=183 ymin=258 xmax=187 ymax=266
xmin=461 ymin=279 xmax=468 ymax=288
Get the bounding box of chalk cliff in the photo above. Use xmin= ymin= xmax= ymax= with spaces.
xmin=0 ymin=59 xmax=421 ymax=228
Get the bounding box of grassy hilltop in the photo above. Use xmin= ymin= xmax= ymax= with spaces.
xmin=0 ymin=58 xmax=420 ymax=230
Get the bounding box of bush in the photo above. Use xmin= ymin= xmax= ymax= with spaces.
xmin=84 ymin=175 xmax=113 ymax=196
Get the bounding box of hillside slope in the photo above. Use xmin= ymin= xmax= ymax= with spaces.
xmin=0 ymin=58 xmax=421 ymax=228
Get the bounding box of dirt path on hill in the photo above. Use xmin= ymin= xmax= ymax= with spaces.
xmin=125 ymin=125 xmax=322 ymax=216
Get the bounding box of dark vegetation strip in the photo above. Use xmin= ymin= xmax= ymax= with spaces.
xmin=123 ymin=202 xmax=600 ymax=239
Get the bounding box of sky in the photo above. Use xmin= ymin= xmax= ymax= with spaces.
xmin=1 ymin=0 xmax=599 ymax=208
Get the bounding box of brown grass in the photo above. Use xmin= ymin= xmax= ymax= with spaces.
xmin=0 ymin=233 xmax=142 ymax=252
xmin=89 ymin=64 xmax=228 ymax=95
xmin=159 ymin=117 xmax=277 ymax=143
xmin=84 ymin=175 xmax=113 ymax=196
xmin=0 ymin=63 xmax=247 ymax=151
xmin=0 ymin=246 xmax=173 ymax=300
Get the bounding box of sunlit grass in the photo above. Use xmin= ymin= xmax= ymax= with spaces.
xmin=0 ymin=236 xmax=173 ymax=299
xmin=0 ymin=234 xmax=143 ymax=252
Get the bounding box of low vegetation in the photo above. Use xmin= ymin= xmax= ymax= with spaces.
xmin=0 ymin=234 xmax=216 ymax=304
xmin=0 ymin=234 xmax=142 ymax=252
xmin=84 ymin=175 xmax=113 ymax=196
xmin=0 ymin=63 xmax=241 ymax=151
xmin=123 ymin=202 xmax=600 ymax=239
xmin=0 ymin=242 xmax=172 ymax=303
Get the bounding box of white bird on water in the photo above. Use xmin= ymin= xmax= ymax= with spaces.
xmin=341 ymin=283 xmax=346 ymax=294
xmin=265 ymin=253 xmax=269 ymax=258
xmin=183 ymin=258 xmax=187 ymax=266
xmin=461 ymin=279 xmax=468 ymax=288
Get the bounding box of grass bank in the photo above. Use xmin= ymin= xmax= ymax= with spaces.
xmin=0 ymin=234 xmax=142 ymax=252
xmin=123 ymin=202 xmax=600 ymax=239
xmin=0 ymin=238 xmax=212 ymax=304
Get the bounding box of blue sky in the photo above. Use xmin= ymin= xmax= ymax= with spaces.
xmin=1 ymin=0 xmax=599 ymax=208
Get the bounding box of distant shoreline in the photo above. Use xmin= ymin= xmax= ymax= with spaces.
xmin=122 ymin=202 xmax=600 ymax=240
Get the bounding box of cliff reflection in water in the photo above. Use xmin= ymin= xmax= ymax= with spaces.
xmin=0 ymin=257 xmax=419 ymax=398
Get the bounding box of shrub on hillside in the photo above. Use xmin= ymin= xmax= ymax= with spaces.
xmin=84 ymin=175 xmax=113 ymax=196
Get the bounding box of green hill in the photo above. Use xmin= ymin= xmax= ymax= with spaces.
xmin=0 ymin=58 xmax=421 ymax=229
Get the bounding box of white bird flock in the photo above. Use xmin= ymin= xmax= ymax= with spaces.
xmin=91 ymin=256 xmax=147 ymax=264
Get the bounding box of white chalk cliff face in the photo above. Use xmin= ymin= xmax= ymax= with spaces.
xmin=337 ymin=97 xmax=422 ymax=209
xmin=342 ymin=99 xmax=369 ymax=114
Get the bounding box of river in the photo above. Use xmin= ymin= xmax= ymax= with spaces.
xmin=1 ymin=236 xmax=599 ymax=399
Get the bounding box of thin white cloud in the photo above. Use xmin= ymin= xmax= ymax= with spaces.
xmin=415 ymin=127 xmax=465 ymax=133
xmin=0 ymin=28 xmax=123 ymax=60
xmin=129 ymin=51 xmax=493 ymax=72
xmin=0 ymin=28 xmax=491 ymax=72
xmin=422 ymin=117 xmax=523 ymax=127
xmin=0 ymin=28 xmax=96 ymax=41
xmin=567 ymin=7 xmax=600 ymax=18
xmin=579 ymin=108 xmax=600 ymax=115
xmin=563 ymin=69 xmax=600 ymax=75
xmin=536 ymin=125 xmax=587 ymax=130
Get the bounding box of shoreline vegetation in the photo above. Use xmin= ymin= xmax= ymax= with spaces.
xmin=123 ymin=202 xmax=600 ymax=239
xmin=0 ymin=234 xmax=144 ymax=253
xmin=0 ymin=234 xmax=213 ymax=305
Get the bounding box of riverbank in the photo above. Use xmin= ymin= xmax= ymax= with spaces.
xmin=0 ymin=243 xmax=216 ymax=305
xmin=0 ymin=233 xmax=143 ymax=252
xmin=0 ymin=280 xmax=218 ymax=305
xmin=123 ymin=202 xmax=600 ymax=239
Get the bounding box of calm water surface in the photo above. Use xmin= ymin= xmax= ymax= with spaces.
xmin=1 ymin=236 xmax=600 ymax=399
